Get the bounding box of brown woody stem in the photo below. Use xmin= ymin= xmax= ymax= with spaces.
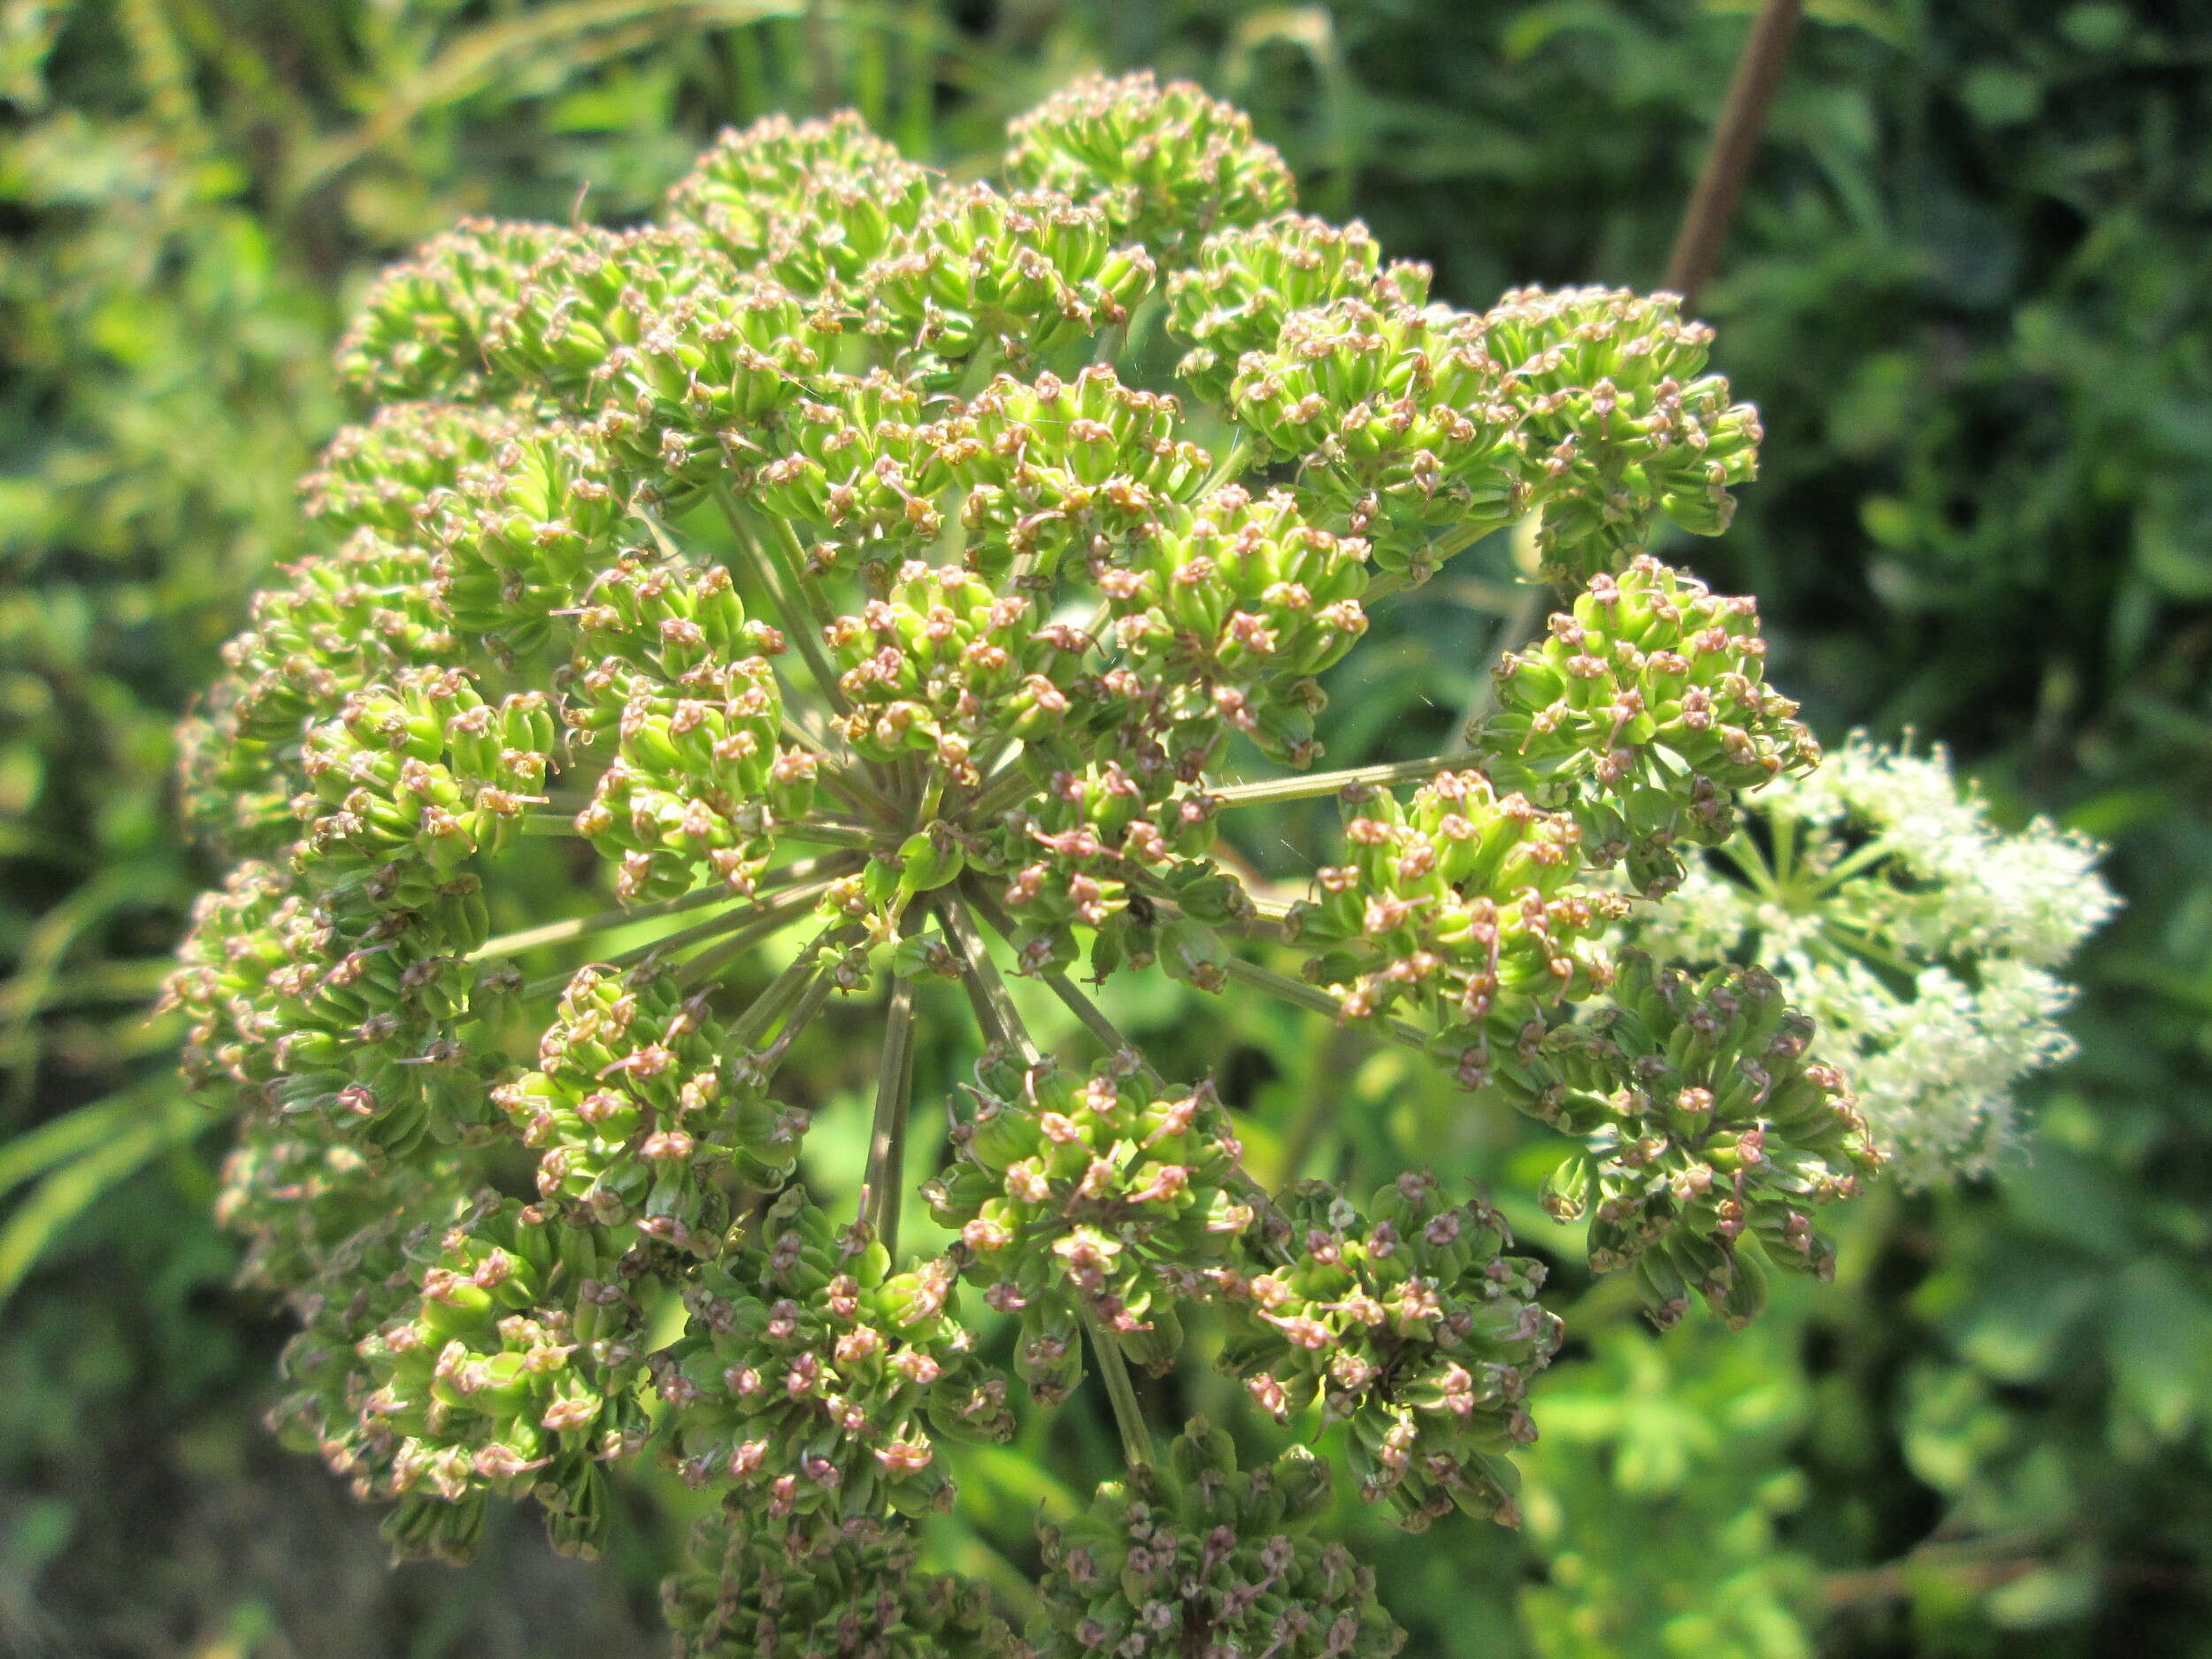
xmin=1663 ymin=0 xmax=1805 ymax=309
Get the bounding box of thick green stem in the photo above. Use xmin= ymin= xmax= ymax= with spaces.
xmin=754 ymin=966 xmax=840 ymax=1079
xmin=951 ymin=343 xmax=1009 ymax=402
xmin=936 ymin=891 xmax=1156 ymax=1464
xmin=1359 ymin=519 xmax=1500 ymax=604
xmin=815 ymin=764 xmax=907 ymax=830
xmin=519 ymin=876 xmax=843 ymax=998
xmin=965 ymin=889 xmax=1297 ymax=1258
xmin=780 ymin=821 xmax=898 ymax=853
xmin=1713 ymin=826 xmax=1782 ymax=901
xmin=715 ymin=488 xmax=852 ymax=718
xmin=861 ymin=963 xmax=919 ymax=1250
xmin=1363 ymin=571 xmax=1407 ymax=603
xmin=596 ymin=890 xmax=816 ymax=971
xmin=763 ymin=513 xmax=841 ymax=629
xmin=1215 ymin=953 xmax=1436 ymax=1056
xmin=964 ymin=754 xmax=1039 ymax=826
xmin=964 ymin=890 xmax=1156 ymax=1068
xmin=1080 ymin=1306 xmax=1157 ymax=1471
xmin=721 ymin=923 xmax=860 ymax=1054
xmin=673 ymin=885 xmax=846 ymax=989
xmin=938 ymin=891 xmax=1042 ymax=1067
xmin=1809 ymin=832 xmax=1897 ymax=896
xmin=1199 ymin=435 xmax=1255 ymax=496
xmin=1274 ymin=1025 xmax=1357 ymax=1185
xmin=781 ymin=717 xmax=903 ymax=826
xmin=1770 ymin=805 xmax=1800 ymax=888
xmin=1087 ymin=319 xmax=1128 ymax=367
xmin=1041 ymin=965 xmax=1154 ymax=1073
xmin=950 ymin=956 xmax=1018 ymax=1066
xmin=469 ymin=856 xmax=854 ymax=961
xmin=1458 ymin=577 xmax=1554 ymax=740
xmin=1210 ymin=749 xmax=1489 ymax=810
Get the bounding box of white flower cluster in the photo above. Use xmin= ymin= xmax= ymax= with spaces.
xmin=1630 ymin=736 xmax=2116 ymax=1185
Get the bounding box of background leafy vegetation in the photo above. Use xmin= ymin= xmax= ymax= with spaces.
xmin=3 ymin=1 xmax=2208 ymax=1654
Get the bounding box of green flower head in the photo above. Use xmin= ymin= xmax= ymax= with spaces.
xmin=160 ymin=69 xmax=2052 ymax=1652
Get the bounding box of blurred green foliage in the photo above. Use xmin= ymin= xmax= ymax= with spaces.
xmin=3 ymin=1 xmax=2208 ymax=1654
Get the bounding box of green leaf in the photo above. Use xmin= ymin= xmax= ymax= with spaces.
xmin=2107 ymin=1257 xmax=2212 ymax=1443
xmin=0 ymin=1086 xmax=209 ymax=1309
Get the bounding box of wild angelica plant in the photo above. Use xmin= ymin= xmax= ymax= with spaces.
xmin=162 ymin=71 xmax=2101 ymax=1655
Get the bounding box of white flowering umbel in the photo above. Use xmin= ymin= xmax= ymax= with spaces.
xmin=1630 ymin=737 xmax=2116 ymax=1185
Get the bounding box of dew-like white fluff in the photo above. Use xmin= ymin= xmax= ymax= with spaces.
xmin=1628 ymin=735 xmax=2116 ymax=1185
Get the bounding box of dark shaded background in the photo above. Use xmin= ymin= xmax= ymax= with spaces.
xmin=3 ymin=3 xmax=2208 ymax=1655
